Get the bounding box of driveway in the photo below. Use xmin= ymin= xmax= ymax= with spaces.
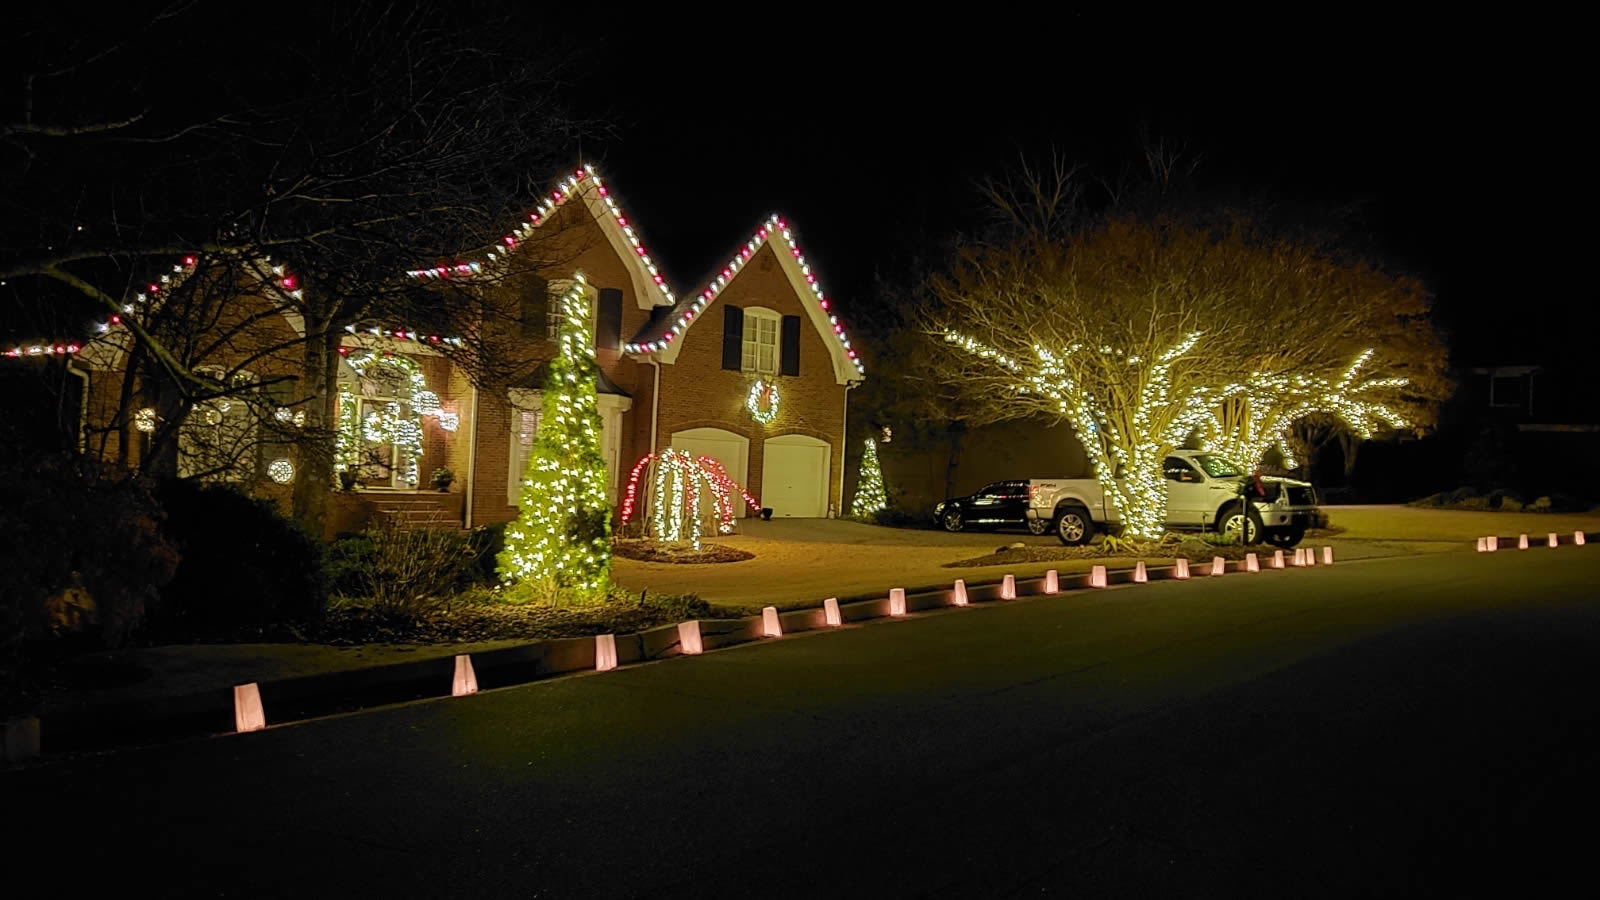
xmin=609 ymin=506 xmax=1568 ymax=610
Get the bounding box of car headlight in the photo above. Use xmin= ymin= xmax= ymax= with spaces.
xmin=934 ymin=502 xmax=946 ymax=514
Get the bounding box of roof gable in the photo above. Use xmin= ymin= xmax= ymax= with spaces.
xmin=405 ymin=165 xmax=674 ymax=311
xmin=624 ymin=214 xmax=865 ymax=383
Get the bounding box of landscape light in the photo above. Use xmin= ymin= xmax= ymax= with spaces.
xmin=451 ymin=655 xmax=478 ymax=696
xmin=233 ymin=683 xmax=266 ymax=733
xmin=678 ymin=621 xmax=703 ymax=654
xmin=595 ymin=634 xmax=618 ymax=672
xmin=762 ymin=606 xmax=782 ymax=637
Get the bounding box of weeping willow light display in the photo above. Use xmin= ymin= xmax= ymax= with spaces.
xmin=850 ymin=438 xmax=888 ymax=518
xmin=619 ymin=449 xmax=760 ymax=551
xmin=1198 ymin=350 xmax=1411 ymax=468
xmin=944 ymin=329 xmax=1211 ymax=540
xmin=498 ymin=275 xmax=611 ymax=600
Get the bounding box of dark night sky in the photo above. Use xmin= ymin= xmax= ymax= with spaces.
xmin=564 ymin=18 xmax=1591 ymax=367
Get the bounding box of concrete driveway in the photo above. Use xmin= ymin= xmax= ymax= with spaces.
xmin=608 ymin=512 xmax=1439 ymax=611
xmin=612 ymin=518 xmax=1041 ymax=610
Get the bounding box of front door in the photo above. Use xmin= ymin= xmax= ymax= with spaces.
xmin=357 ymin=396 xmax=411 ymax=489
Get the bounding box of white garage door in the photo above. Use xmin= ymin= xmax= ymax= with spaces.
xmin=761 ymin=434 xmax=831 ymax=518
xmin=671 ymin=427 xmax=750 ymax=516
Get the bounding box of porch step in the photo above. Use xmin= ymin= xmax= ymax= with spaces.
xmin=363 ymin=493 xmax=466 ymax=531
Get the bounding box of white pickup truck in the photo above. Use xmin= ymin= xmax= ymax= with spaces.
xmin=1024 ymin=450 xmax=1324 ymax=547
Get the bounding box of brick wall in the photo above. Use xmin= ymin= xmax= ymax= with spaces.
xmin=653 ymin=242 xmax=849 ymax=514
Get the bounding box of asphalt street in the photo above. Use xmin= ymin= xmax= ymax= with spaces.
xmin=7 ymin=548 xmax=1600 ymax=898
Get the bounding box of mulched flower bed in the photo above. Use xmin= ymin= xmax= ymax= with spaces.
xmin=945 ymin=539 xmax=1257 ymax=569
xmin=612 ymin=539 xmax=754 ymax=564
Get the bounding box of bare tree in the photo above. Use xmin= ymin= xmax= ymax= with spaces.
xmin=2 ymin=3 xmax=595 ymax=533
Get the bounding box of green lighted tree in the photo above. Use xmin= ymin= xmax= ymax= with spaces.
xmin=498 ymin=274 xmax=610 ymax=603
xmin=850 ymin=438 xmax=888 ymax=519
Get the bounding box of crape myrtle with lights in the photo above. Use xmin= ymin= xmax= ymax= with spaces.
xmin=925 ymin=162 xmax=1447 ymax=539
xmin=498 ymin=276 xmax=611 ymax=603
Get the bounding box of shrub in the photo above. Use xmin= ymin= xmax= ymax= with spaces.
xmin=153 ymin=480 xmax=327 ymax=637
xmin=1445 ymin=486 xmax=1477 ymax=504
xmin=348 ymin=514 xmax=474 ymax=617
xmin=1499 ymin=497 xmax=1524 ymax=512
xmin=0 ymin=456 xmax=178 ymax=658
xmin=325 ymin=533 xmax=378 ymax=597
xmin=1456 ymin=496 xmax=1490 ymax=510
xmin=466 ymin=521 xmax=509 ymax=587
xmin=619 ymin=588 xmax=713 ymax=621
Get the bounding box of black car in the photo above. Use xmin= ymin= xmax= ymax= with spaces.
xmin=933 ymin=481 xmax=1049 ymax=535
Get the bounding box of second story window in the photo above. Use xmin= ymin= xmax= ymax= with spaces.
xmin=742 ymin=308 xmax=780 ymax=374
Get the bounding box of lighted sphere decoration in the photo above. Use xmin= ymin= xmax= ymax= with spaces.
xmin=267 ymin=458 xmax=295 ymax=484
xmin=620 ymin=449 xmax=761 ymax=551
xmin=746 ymin=379 xmax=780 ymax=425
xmin=135 ymin=407 xmax=157 ymax=433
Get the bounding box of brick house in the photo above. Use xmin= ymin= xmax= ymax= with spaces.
xmin=54 ymin=165 xmax=867 ymax=532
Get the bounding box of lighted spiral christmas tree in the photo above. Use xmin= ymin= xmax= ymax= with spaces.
xmin=498 ymin=274 xmax=611 ymax=602
xmin=850 ymin=438 xmax=888 ymax=519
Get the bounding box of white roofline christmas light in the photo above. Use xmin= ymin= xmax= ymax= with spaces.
xmin=403 ymin=165 xmax=677 ymax=309
xmin=623 ymin=215 xmax=866 ymax=377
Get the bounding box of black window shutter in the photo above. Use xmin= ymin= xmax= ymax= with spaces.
xmin=596 ymin=288 xmax=623 ymax=350
xmin=780 ymin=315 xmax=801 ymax=376
xmin=520 ymin=276 xmax=549 ymax=337
xmin=721 ymin=305 xmax=744 ymax=371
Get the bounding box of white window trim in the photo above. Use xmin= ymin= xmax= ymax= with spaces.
xmin=546 ymin=279 xmax=599 ymax=343
xmin=507 ymin=389 xmax=542 ymax=506
xmin=741 ymin=306 xmax=781 ymax=375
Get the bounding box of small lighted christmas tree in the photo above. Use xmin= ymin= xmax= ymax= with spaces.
xmin=850 ymin=438 xmax=888 ymax=519
xmin=498 ymin=274 xmax=611 ymax=603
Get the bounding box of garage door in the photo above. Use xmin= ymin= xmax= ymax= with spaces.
xmin=670 ymin=427 xmax=750 ymax=516
xmin=761 ymin=434 xmax=831 ymax=518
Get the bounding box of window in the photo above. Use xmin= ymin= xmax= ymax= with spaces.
xmin=1490 ymin=375 xmax=1522 ymax=408
xmin=178 ymin=367 xmax=259 ymax=481
xmin=1163 ymin=457 xmax=1200 ymax=483
xmin=545 ymin=282 xmax=598 ymax=342
xmin=507 ymin=397 xmax=541 ymax=506
xmin=742 ymin=308 xmax=780 ymax=374
xmin=1193 ymin=455 xmax=1242 ymax=479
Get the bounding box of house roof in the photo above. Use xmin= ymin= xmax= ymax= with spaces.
xmin=402 ymin=164 xmax=865 ymax=382
xmin=622 ymin=214 xmax=866 ymax=381
xmin=404 ymin=165 xmax=676 ymax=313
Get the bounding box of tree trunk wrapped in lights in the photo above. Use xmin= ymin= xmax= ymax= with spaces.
xmin=942 ymin=329 xmax=1212 ymax=539
xmin=850 ymin=438 xmax=888 ymax=519
xmin=924 ymin=169 xmax=1448 ymax=539
xmin=498 ymin=275 xmax=611 ymax=602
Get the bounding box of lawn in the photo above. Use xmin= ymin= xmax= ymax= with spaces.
xmin=611 ymin=506 xmax=1600 ymax=611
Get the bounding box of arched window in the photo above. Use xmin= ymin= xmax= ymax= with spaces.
xmin=178 ymin=366 xmax=259 ymax=481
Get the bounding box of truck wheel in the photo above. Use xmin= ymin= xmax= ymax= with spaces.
xmin=1265 ymin=526 xmax=1305 ymax=549
xmin=1219 ymin=504 xmax=1265 ymax=545
xmin=1026 ymin=517 xmax=1049 ymax=535
xmin=1055 ymin=506 xmax=1094 ymax=546
xmin=942 ymin=508 xmax=964 ymax=532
